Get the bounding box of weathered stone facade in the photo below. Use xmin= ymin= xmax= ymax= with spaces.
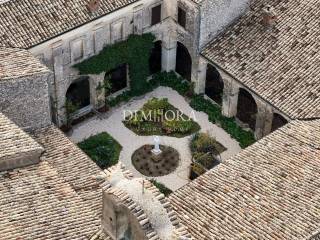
xmin=0 ymin=0 xmax=289 ymax=139
xmin=0 ymin=74 xmax=52 ymax=130
xmin=199 ymin=0 xmax=250 ymax=48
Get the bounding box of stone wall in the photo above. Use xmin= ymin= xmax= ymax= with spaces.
xmin=30 ymin=0 xmax=169 ymax=126
xmin=199 ymin=0 xmax=250 ymax=48
xmin=0 ymin=73 xmax=52 ymax=130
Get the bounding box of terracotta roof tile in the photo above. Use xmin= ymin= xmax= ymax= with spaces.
xmin=0 ymin=48 xmax=50 ymax=80
xmin=0 ymin=112 xmax=43 ymax=161
xmin=170 ymin=119 xmax=320 ymax=239
xmin=0 ymin=0 xmax=139 ymax=48
xmin=202 ymin=0 xmax=320 ymax=119
xmin=0 ymin=125 xmax=109 ymax=239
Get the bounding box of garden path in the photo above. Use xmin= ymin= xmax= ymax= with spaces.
xmin=70 ymin=87 xmax=241 ymax=191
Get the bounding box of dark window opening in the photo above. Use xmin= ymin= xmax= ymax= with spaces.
xmin=205 ymin=64 xmax=224 ymax=105
xmin=176 ymin=42 xmax=192 ymax=81
xmin=149 ymin=41 xmax=162 ymax=74
xmin=236 ymin=88 xmax=257 ymax=131
xmin=151 ymin=5 xmax=161 ymax=26
xmin=271 ymin=113 xmax=288 ymax=132
xmin=66 ymin=77 xmax=90 ymax=109
xmin=105 ymin=64 xmax=127 ymax=94
xmin=178 ymin=7 xmax=187 ymax=28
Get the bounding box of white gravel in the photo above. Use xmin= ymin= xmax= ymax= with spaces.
xmin=69 ymin=87 xmax=241 ymax=191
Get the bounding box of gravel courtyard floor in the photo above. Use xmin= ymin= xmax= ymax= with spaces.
xmin=70 ymin=87 xmax=241 ymax=191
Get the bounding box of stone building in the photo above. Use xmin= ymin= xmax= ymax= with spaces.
xmin=0 ymin=0 xmax=320 ymax=238
xmin=0 ymin=0 xmax=252 ymax=130
xmin=0 ymin=0 xmax=319 ymax=138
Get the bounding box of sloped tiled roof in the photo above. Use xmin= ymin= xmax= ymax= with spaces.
xmin=170 ymin=119 xmax=320 ymax=239
xmin=0 ymin=112 xmax=43 ymax=161
xmin=0 ymin=0 xmax=139 ymax=49
xmin=0 ymin=125 xmax=109 ymax=239
xmin=0 ymin=48 xmax=50 ymax=80
xmin=202 ymin=0 xmax=320 ymax=119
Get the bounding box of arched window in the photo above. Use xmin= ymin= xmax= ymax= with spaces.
xmin=205 ymin=64 xmax=224 ymax=105
xmin=236 ymin=88 xmax=257 ymax=131
xmin=66 ymin=76 xmax=90 ymax=109
xmin=105 ymin=64 xmax=128 ymax=94
xmin=176 ymin=42 xmax=192 ymax=81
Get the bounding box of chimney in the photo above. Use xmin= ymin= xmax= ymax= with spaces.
xmin=97 ymin=164 xmax=193 ymax=240
xmin=87 ymin=0 xmax=100 ymax=13
xmin=262 ymin=5 xmax=277 ymax=27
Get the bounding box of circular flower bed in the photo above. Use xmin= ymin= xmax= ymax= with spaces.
xmin=132 ymin=145 xmax=180 ymax=177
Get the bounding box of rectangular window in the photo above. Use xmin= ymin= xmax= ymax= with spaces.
xmin=151 ymin=5 xmax=161 ymax=26
xmin=178 ymin=7 xmax=186 ymax=28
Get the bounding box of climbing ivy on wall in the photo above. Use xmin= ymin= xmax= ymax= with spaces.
xmin=74 ymin=33 xmax=156 ymax=95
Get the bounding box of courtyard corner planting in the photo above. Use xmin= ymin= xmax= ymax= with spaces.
xmin=189 ymin=133 xmax=226 ymax=179
xmin=123 ymin=97 xmax=200 ymax=137
xmin=78 ymin=132 xmax=122 ymax=169
xmin=190 ymin=96 xmax=255 ymax=148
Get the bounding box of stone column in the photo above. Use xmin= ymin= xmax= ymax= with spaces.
xmin=52 ymin=41 xmax=64 ymax=126
xmin=222 ymin=77 xmax=239 ymax=118
xmin=263 ymin=106 xmax=274 ymax=136
xmin=195 ymin=57 xmax=207 ymax=94
xmin=254 ymin=99 xmax=274 ymax=140
xmin=162 ymin=29 xmax=177 ymax=72
xmin=89 ymin=72 xmax=106 ymax=110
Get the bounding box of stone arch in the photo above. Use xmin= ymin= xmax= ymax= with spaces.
xmin=66 ymin=76 xmax=90 ymax=109
xmin=236 ymin=88 xmax=258 ymax=131
xmin=205 ymin=64 xmax=224 ymax=105
xmin=271 ymin=113 xmax=288 ymax=132
xmin=105 ymin=64 xmax=128 ymax=94
xmin=149 ymin=40 xmax=162 ymax=74
xmin=176 ymin=42 xmax=192 ymax=81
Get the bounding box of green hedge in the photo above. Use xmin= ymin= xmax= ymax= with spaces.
xmin=108 ymin=71 xmax=191 ymax=107
xmin=190 ymin=95 xmax=255 ymax=148
xmin=78 ymin=132 xmax=122 ymax=169
xmin=74 ymin=33 xmax=155 ymax=95
xmin=150 ymin=179 xmax=172 ymax=196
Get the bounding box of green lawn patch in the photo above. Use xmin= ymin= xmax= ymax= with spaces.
xmin=78 ymin=132 xmax=122 ymax=169
xmin=123 ymin=98 xmax=200 ymax=138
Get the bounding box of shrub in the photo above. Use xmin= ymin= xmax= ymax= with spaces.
xmin=150 ymin=71 xmax=191 ymax=96
xmin=78 ymin=132 xmax=122 ymax=169
xmin=150 ymin=179 xmax=173 ymax=196
xmin=107 ymin=71 xmax=194 ymax=108
xmin=124 ymin=98 xmax=200 ymax=137
xmin=190 ymin=96 xmax=255 ymax=148
xmin=190 ymin=133 xmax=226 ymax=170
xmin=191 ymin=132 xmax=226 ymax=156
xmin=142 ymin=98 xmax=170 ymax=112
xmin=163 ymin=119 xmax=194 ymax=134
